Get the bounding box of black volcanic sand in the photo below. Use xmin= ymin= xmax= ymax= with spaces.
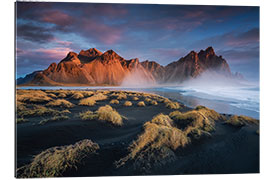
xmin=16 ymin=89 xmax=259 ymax=176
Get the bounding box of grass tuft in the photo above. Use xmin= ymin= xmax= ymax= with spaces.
xmin=144 ymin=98 xmax=152 ymax=102
xmin=151 ymin=100 xmax=158 ymax=106
xmin=46 ymin=99 xmax=74 ymax=108
xmin=123 ymin=101 xmax=132 ymax=107
xmin=17 ymin=90 xmax=52 ymax=103
xmin=39 ymin=115 xmax=69 ymax=125
xmin=169 ymin=106 xmax=224 ymax=138
xmin=81 ymin=91 xmax=94 ymax=97
xmin=151 ymin=113 xmax=174 ymax=127
xmin=17 ymin=105 xmax=61 ymax=118
xmin=16 ymin=118 xmax=29 ymax=124
xmin=96 ymin=105 xmax=123 ymax=126
xmin=79 ymin=111 xmax=97 ymax=121
xmin=137 ymin=101 xmax=146 ymax=107
xmin=115 ymin=114 xmax=189 ymax=171
xmin=47 ymin=93 xmax=57 ymax=98
xmin=58 ymin=92 xmax=67 ymax=98
xmin=110 ymin=99 xmax=119 ymax=104
xmin=79 ymin=97 xmax=96 ymax=106
xmin=79 ymin=93 xmax=107 ymax=106
xmin=226 ymin=115 xmax=259 ymax=127
xmin=90 ymin=93 xmax=108 ymax=101
xmin=70 ymin=92 xmax=84 ymax=99
xmin=117 ymin=93 xmax=127 ymax=100
xmin=17 ymin=139 xmax=99 ymax=178
xmin=165 ymin=101 xmax=180 ymax=109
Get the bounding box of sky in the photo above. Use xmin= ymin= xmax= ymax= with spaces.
xmin=16 ymin=2 xmax=259 ymax=81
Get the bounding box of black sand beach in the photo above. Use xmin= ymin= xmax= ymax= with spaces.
xmin=15 ymin=89 xmax=259 ymax=177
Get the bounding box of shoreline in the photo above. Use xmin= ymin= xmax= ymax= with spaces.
xmin=16 ymin=86 xmax=259 ymax=119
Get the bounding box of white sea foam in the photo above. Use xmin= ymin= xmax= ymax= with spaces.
xmin=162 ymin=71 xmax=259 ymax=117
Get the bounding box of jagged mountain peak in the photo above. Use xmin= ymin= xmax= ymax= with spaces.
xmin=79 ymin=48 xmax=102 ymax=57
xmin=101 ymin=49 xmax=124 ymax=62
xmin=198 ymin=46 xmax=216 ymax=58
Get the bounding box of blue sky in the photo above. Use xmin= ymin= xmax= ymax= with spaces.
xmin=16 ymin=2 xmax=259 ymax=81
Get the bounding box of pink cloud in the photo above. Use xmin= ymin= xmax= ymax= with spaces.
xmin=34 ymin=47 xmax=72 ymax=59
xmin=41 ymin=10 xmax=74 ymax=26
xmin=53 ymin=38 xmax=73 ymax=46
xmin=81 ymin=19 xmax=123 ymax=45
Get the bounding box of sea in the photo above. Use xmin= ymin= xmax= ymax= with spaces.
xmin=18 ymin=83 xmax=260 ymax=119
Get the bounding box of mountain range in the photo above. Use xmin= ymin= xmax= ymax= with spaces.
xmin=17 ymin=47 xmax=239 ymax=86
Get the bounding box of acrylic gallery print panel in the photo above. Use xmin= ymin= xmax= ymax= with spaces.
xmin=15 ymin=1 xmax=259 ymax=178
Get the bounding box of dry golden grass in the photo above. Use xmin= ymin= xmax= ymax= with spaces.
xmin=162 ymin=98 xmax=171 ymax=103
xmin=116 ymin=114 xmax=189 ymax=170
xmin=169 ymin=106 xmax=224 ymax=138
xmin=39 ymin=115 xmax=69 ymax=125
xmin=91 ymin=93 xmax=108 ymax=101
xmin=141 ymin=92 xmax=154 ymax=98
xmin=17 ymin=105 xmax=60 ymax=118
xmin=194 ymin=105 xmax=225 ymax=121
xmin=17 ymin=139 xmax=99 ymax=178
xmin=144 ymin=98 xmax=152 ymax=102
xmin=133 ymin=97 xmax=139 ymax=101
xmin=16 ymin=101 xmax=27 ymax=111
xmin=17 ymin=90 xmax=52 ymax=103
xmin=79 ymin=97 xmax=96 ymax=106
xmin=226 ymin=115 xmax=259 ymax=127
xmin=169 ymin=111 xmax=182 ymax=119
xmin=61 ymin=109 xmax=71 ymax=114
xmin=70 ymin=92 xmax=84 ymax=99
xmin=156 ymin=98 xmax=165 ymax=103
xmin=81 ymin=91 xmax=94 ymax=97
xmin=79 ymin=111 xmax=97 ymax=121
xmin=46 ymin=99 xmax=74 ymax=108
xmin=110 ymin=99 xmax=120 ymax=104
xmin=117 ymin=93 xmax=127 ymax=100
xmin=16 ymin=117 xmax=29 ymax=124
xmin=151 ymin=100 xmax=158 ymax=106
xmin=165 ymin=101 xmax=180 ymax=109
xmin=96 ymin=90 xmax=110 ymax=95
xmin=123 ymin=101 xmax=132 ymax=107
xmin=47 ymin=93 xmax=57 ymax=98
xmin=116 ymin=106 xmax=222 ymax=171
xmin=151 ymin=113 xmax=174 ymax=127
xmin=75 ymin=90 xmax=107 ymax=106
xmin=58 ymin=92 xmax=67 ymax=98
xmin=137 ymin=101 xmax=146 ymax=107
xmin=96 ymin=105 xmax=123 ymax=126
xmin=79 ymin=106 xmax=125 ymax=126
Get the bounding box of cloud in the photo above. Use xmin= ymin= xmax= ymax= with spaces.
xmin=16 ymin=47 xmax=72 ymax=73
xmin=217 ymin=47 xmax=259 ymax=63
xmin=226 ymin=28 xmax=259 ymax=47
xmin=16 ymin=23 xmax=54 ymax=43
xmin=79 ymin=18 xmax=123 ymax=45
xmin=190 ymin=28 xmax=259 ymax=51
xmin=34 ymin=47 xmax=72 ymax=59
xmin=81 ymin=3 xmax=128 ymax=18
xmin=53 ymin=39 xmax=73 ymax=46
xmin=16 ymin=46 xmax=73 ymax=77
xmin=41 ymin=10 xmax=74 ymax=27
xmin=150 ymin=48 xmax=188 ymax=63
